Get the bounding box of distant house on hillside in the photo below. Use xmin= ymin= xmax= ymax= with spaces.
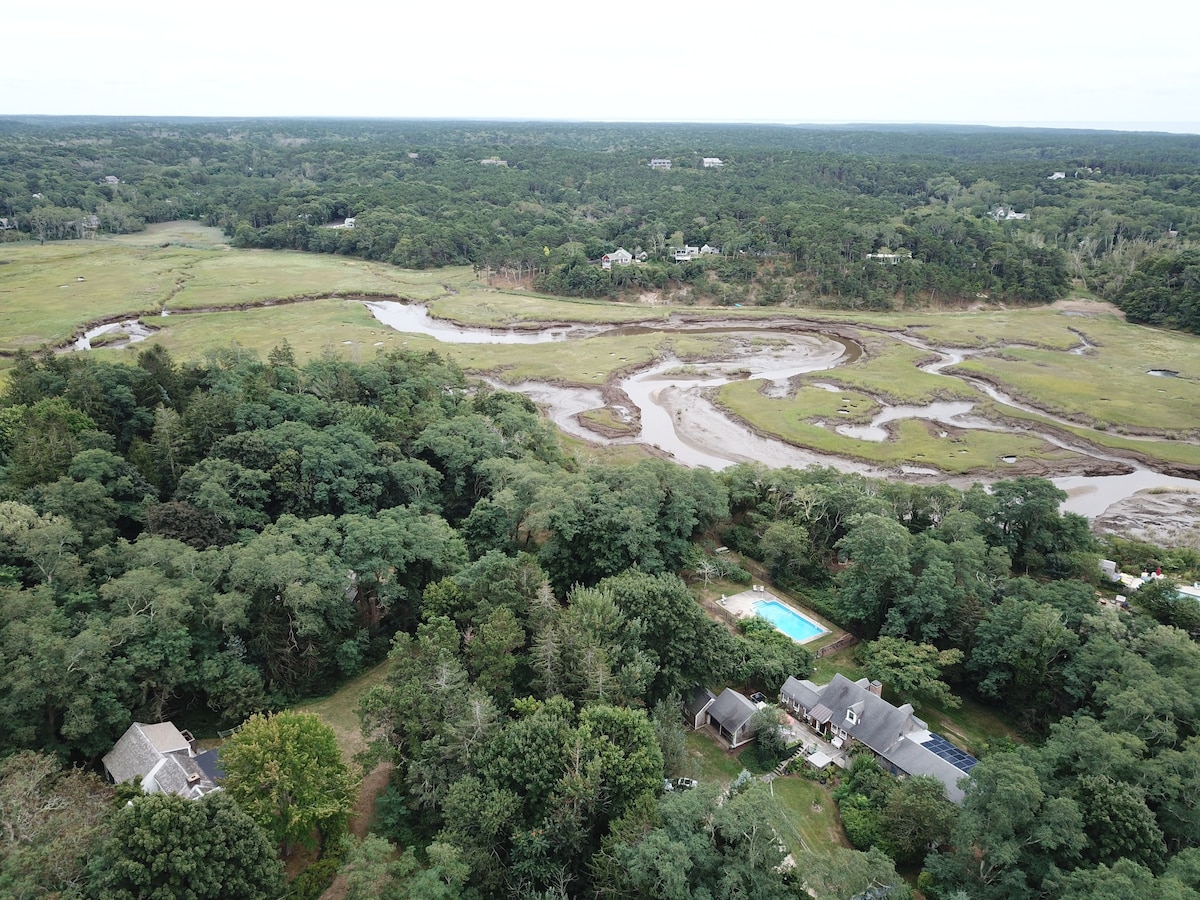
xmin=480 ymin=157 xmax=509 ymax=167
xmin=649 ymin=158 xmax=672 ymax=170
xmin=780 ymin=673 xmax=976 ymax=803
xmin=990 ymin=207 xmax=1029 ymax=221
xmin=702 ymin=157 xmax=724 ymax=168
xmin=865 ymin=250 xmax=912 ymax=264
xmin=344 ymin=217 xmax=356 ymax=228
xmin=673 ymin=245 xmax=701 ymax=261
xmin=102 ymin=722 xmax=223 ymax=800
xmin=1048 ymin=171 xmax=1066 ymax=180
xmin=602 ymin=247 xmax=633 ymax=269
xmin=699 ymin=243 xmax=721 ymax=256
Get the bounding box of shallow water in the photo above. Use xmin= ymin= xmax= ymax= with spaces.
xmin=74 ymin=320 xmax=154 ymax=351
xmin=364 ymin=301 xmax=1197 ymax=518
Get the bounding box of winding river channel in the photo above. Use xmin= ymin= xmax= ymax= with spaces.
xmin=362 ymin=302 xmax=1200 ymax=523
xmin=363 ymin=301 xmax=1200 ymax=523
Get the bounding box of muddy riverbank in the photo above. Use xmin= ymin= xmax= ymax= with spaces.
xmin=360 ymin=300 xmax=1200 ymax=534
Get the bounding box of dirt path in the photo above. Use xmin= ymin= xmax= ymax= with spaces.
xmin=320 ymin=761 xmax=394 ymax=900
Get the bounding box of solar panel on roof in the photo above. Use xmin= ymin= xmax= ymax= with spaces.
xmin=920 ymin=733 xmax=979 ymax=773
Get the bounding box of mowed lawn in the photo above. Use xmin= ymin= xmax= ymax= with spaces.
xmin=683 ymin=730 xmax=848 ymax=856
xmin=293 ymin=658 xmax=392 ymax=761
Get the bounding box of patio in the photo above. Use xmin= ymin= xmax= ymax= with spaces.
xmin=780 ymin=710 xmax=849 ymax=770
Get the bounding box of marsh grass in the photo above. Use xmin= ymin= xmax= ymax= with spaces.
xmin=6 ymin=239 xmax=1199 ymax=475
xmin=94 ymin=300 xmax=402 ymax=365
xmin=955 ymin=342 xmax=1199 ymax=433
xmin=717 ymin=379 xmax=1077 ymax=474
xmin=578 ymin=408 xmax=637 ymax=434
xmin=0 ymin=239 xmax=467 ymax=351
xmin=819 ymin=340 xmax=976 ymax=404
xmin=449 ymin=333 xmax=665 ymax=385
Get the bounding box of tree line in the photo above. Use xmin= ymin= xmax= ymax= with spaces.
xmin=3 ymin=119 xmax=1199 ymax=316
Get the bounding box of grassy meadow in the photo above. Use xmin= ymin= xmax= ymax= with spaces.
xmin=3 ymin=232 xmax=1199 ymax=477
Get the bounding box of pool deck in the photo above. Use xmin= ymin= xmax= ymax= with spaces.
xmin=717 ymin=588 xmax=829 ymax=645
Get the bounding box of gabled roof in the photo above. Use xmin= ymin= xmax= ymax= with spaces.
xmin=684 ymin=685 xmax=717 ymax=721
xmin=102 ymin=722 xmax=221 ymax=799
xmin=888 ymin=736 xmax=968 ymax=803
xmin=783 ymin=673 xmax=973 ymax=803
xmin=808 ymin=674 xmax=925 ymax=755
xmin=708 ymin=688 xmax=758 ymax=734
xmin=781 ymin=675 xmax=822 ymax=710
xmin=103 ymin=722 xmax=189 ymax=784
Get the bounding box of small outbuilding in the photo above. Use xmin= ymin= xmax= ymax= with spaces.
xmin=707 ymin=688 xmax=759 ymax=749
xmin=683 ymin=685 xmax=717 ymax=730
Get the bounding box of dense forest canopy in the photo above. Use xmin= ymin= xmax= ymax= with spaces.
xmin=2 ymin=338 xmax=1200 ymax=897
xmin=2 ymin=118 xmax=1199 ymax=320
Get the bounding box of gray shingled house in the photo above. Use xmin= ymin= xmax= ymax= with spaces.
xmin=706 ymin=688 xmax=760 ymax=748
xmin=102 ymin=722 xmax=223 ymax=799
xmin=683 ymin=685 xmax=717 ymax=730
xmin=779 ymin=673 xmax=974 ymax=803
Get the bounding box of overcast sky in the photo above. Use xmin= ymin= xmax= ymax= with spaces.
xmin=6 ymin=0 xmax=1198 ymax=133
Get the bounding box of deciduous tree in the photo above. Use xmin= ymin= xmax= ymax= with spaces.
xmin=219 ymin=710 xmax=359 ymax=856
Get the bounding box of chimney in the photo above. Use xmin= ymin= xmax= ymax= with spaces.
xmin=868 ymin=680 xmax=883 ymax=697
xmin=186 ymin=773 xmax=200 ymax=784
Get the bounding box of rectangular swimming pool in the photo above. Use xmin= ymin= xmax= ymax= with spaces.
xmin=752 ymin=599 xmax=828 ymax=644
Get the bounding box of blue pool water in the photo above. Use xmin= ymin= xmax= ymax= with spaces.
xmin=752 ymin=599 xmax=827 ymax=643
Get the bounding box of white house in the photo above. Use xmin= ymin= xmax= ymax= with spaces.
xmin=702 ymin=157 xmax=724 ymax=168
xmin=649 ymin=158 xmax=672 ymax=170
xmin=990 ymin=207 xmax=1029 ymax=221
xmin=866 ymin=251 xmax=913 ymax=264
xmin=673 ymin=245 xmax=701 ymax=261
xmin=1048 ymin=171 xmax=1066 ymax=180
xmin=344 ymin=217 xmax=356 ymax=229
xmin=602 ymin=247 xmax=633 ymax=269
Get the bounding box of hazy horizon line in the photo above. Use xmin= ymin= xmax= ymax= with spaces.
xmin=2 ymin=113 xmax=1198 ymax=136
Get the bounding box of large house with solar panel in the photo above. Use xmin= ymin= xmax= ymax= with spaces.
xmin=779 ymin=673 xmax=976 ymax=803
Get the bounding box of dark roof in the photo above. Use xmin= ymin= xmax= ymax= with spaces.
xmin=809 ymin=703 xmax=833 ymax=724
xmin=708 ymin=688 xmax=758 ymax=734
xmin=684 ymin=685 xmax=717 ymax=721
xmin=787 ymin=673 xmax=973 ymax=803
xmin=887 ymin=735 xmax=969 ymax=803
xmin=810 ymin=674 xmax=925 ymax=755
xmin=194 ymin=749 xmax=225 ymax=783
xmin=780 ymin=675 xmax=822 ymax=710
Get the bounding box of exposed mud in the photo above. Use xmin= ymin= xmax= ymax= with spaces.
xmin=1092 ymin=488 xmax=1200 ymax=549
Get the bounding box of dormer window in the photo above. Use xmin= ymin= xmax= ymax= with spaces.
xmin=846 ymin=708 xmax=857 ymax=725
